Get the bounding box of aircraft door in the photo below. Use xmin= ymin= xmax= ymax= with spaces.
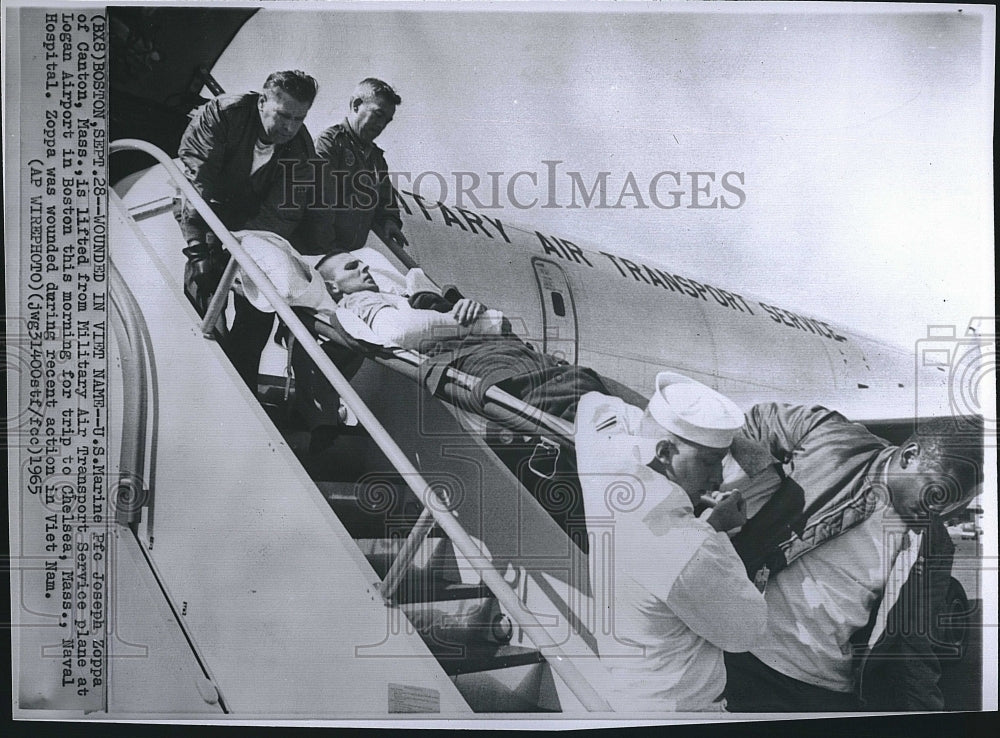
xmin=531 ymin=258 xmax=579 ymax=365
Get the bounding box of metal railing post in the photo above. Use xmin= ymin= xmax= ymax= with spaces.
xmin=377 ymin=504 xmax=437 ymax=601
xmin=200 ymin=257 xmax=239 ymax=338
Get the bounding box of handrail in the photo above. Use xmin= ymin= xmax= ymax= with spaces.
xmin=109 ymin=263 xmax=159 ymax=530
xmin=109 ymin=278 xmax=145 ymax=525
xmin=109 ymin=262 xmax=160 ymax=541
xmin=109 ymin=139 xmax=612 ymax=712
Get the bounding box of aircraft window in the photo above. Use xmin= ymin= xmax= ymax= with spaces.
xmin=550 ymin=292 xmax=566 ymax=317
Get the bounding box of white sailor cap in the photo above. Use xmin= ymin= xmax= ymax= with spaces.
xmin=646 ymin=371 xmax=744 ymax=449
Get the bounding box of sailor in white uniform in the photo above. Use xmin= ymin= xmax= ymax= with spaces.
xmin=575 ymin=372 xmax=767 ymax=712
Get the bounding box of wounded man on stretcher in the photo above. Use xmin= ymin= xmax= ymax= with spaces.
xmin=235 ymin=231 xmax=643 ymax=435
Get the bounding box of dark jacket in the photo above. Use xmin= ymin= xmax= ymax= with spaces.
xmin=852 ymin=518 xmax=955 ymax=710
xmin=314 ymin=121 xmax=402 ymax=252
xmin=176 ymin=92 xmax=329 ymax=253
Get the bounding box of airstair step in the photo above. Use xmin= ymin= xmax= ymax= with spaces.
xmin=355 ymin=536 xmax=461 ymax=589
xmin=392 ymin=588 xmax=556 ymax=711
xmin=451 ymin=648 xmax=560 ymax=712
xmin=399 ymin=595 xmax=513 ymax=654
xmin=394 ymin=582 xmax=493 ymax=604
xmin=441 ymin=643 xmax=546 ymax=677
xmin=391 ymin=579 xmax=491 ymax=608
xmin=302 ymin=435 xmax=373 ymax=481
xmin=318 ymin=481 xmax=431 ymax=539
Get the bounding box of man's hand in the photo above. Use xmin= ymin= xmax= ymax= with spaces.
xmin=451 ymin=298 xmax=486 ymax=326
xmin=376 ymin=220 xmax=408 ymax=249
xmin=706 ymin=490 xmax=747 ymax=533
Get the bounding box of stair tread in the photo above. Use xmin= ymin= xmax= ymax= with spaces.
xmin=434 ymin=643 xmax=545 ymax=676
xmin=394 ymin=582 xmax=492 ymax=605
xmin=320 ymin=479 xmax=435 ymax=538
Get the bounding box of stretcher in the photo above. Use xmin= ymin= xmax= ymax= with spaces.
xmin=230 ymin=234 xmax=639 ymax=545
xmin=286 ymin=303 xmax=598 ymax=547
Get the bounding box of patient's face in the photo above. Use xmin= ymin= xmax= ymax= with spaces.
xmin=318 ymin=253 xmax=378 ymax=296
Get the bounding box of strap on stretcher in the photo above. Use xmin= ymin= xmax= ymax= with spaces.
xmin=418 ymin=338 xmax=570 ymax=417
xmin=418 ymin=345 xmax=482 ymax=397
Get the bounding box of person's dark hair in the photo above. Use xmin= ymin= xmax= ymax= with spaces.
xmin=313 ymin=251 xmax=355 ymax=303
xmin=352 ymin=77 xmax=401 ymax=106
xmin=315 ymin=250 xmax=345 ymax=271
xmin=907 ymin=416 xmax=984 ymax=505
xmin=263 ymin=70 xmax=319 ymax=104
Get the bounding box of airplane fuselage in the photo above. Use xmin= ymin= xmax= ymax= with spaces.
xmin=391 ymin=189 xmax=922 ymax=417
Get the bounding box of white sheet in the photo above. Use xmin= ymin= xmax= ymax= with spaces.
xmin=233 ymin=232 xmax=441 ymax=320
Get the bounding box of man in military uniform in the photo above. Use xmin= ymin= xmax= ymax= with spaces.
xmin=724 ymin=405 xmax=982 ymax=711
xmin=176 ymin=69 xmax=327 ymax=389
xmin=313 ymin=78 xmax=407 ymax=252
xmin=290 ymin=78 xmax=407 ymax=444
